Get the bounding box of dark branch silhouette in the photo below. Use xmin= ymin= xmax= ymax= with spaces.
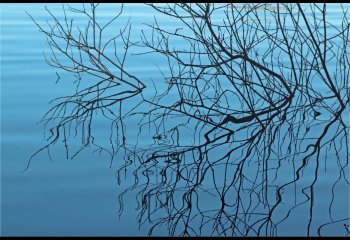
xmin=26 ymin=3 xmax=145 ymax=169
xmin=30 ymin=3 xmax=349 ymax=237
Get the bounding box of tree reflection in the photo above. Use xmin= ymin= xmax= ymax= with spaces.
xmin=30 ymin=3 xmax=349 ymax=236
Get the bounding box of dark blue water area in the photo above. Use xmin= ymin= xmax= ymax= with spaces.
xmin=1 ymin=3 xmax=349 ymax=236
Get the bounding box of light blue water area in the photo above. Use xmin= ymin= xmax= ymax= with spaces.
xmin=0 ymin=3 xmax=158 ymax=236
xmin=1 ymin=3 xmax=349 ymax=237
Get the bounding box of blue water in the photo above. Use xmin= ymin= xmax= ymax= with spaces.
xmin=1 ymin=4 xmax=155 ymax=236
xmin=1 ymin=3 xmax=349 ymax=236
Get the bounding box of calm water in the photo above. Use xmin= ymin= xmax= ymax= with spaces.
xmin=1 ymin=3 xmax=349 ymax=236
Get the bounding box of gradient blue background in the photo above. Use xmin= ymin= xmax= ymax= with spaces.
xmin=1 ymin=3 xmax=349 ymax=236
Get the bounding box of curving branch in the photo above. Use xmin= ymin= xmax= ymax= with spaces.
xmin=30 ymin=3 xmax=349 ymax=237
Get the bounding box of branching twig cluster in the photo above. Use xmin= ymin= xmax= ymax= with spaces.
xmin=31 ymin=3 xmax=349 ymax=236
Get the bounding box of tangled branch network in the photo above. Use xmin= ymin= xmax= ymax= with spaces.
xmin=29 ymin=3 xmax=349 ymax=236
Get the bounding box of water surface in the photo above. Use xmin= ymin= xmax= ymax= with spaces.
xmin=1 ymin=3 xmax=349 ymax=236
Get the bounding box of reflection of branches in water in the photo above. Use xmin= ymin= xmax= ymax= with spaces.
xmin=118 ymin=3 xmax=350 ymax=236
xmin=26 ymin=4 xmax=145 ymax=168
xmin=31 ymin=3 xmax=349 ymax=237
